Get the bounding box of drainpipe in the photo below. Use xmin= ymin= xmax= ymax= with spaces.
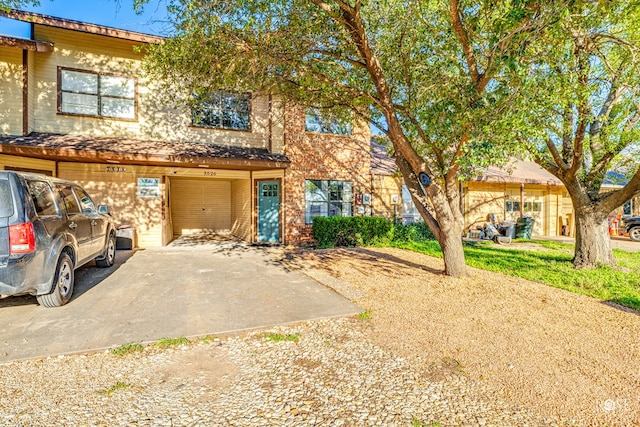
xmin=520 ymin=183 xmax=525 ymax=218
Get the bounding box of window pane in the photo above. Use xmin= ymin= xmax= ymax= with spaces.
xmin=100 ymin=75 xmax=135 ymax=97
xmin=192 ymin=91 xmax=249 ymax=130
xmin=27 ymin=181 xmax=58 ymax=216
xmin=74 ymin=188 xmax=95 ymax=212
xmin=306 ymin=201 xmax=328 ymax=223
xmin=61 ymin=70 xmax=98 ymax=93
xmin=57 ymin=185 xmax=80 ymax=214
xmin=101 ymin=97 xmax=135 ymax=119
xmin=305 ymin=180 xmax=327 ymax=202
xmin=0 ymin=179 xmax=12 ymax=218
xmin=61 ymin=92 xmax=98 ymax=115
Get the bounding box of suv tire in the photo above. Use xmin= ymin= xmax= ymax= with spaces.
xmin=95 ymin=233 xmax=116 ymax=268
xmin=37 ymin=252 xmax=74 ymax=308
xmin=629 ymin=226 xmax=640 ymax=242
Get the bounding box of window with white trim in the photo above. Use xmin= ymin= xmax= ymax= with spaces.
xmin=191 ymin=91 xmax=251 ymax=131
xmin=58 ymin=68 xmax=136 ymax=120
xmin=305 ymin=180 xmax=353 ymax=224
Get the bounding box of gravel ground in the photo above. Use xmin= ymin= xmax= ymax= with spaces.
xmin=0 ymin=246 xmax=638 ymax=426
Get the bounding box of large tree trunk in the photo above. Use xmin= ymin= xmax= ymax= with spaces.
xmin=572 ymin=205 xmax=615 ymax=268
xmin=397 ymin=156 xmax=468 ymax=277
xmin=437 ymin=218 xmax=467 ymax=277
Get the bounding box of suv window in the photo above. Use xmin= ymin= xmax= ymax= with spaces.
xmin=0 ymin=178 xmax=13 ymax=218
xmin=74 ymin=187 xmax=96 ymax=213
xmin=27 ymin=180 xmax=59 ymax=217
xmin=56 ymin=184 xmax=81 ymax=214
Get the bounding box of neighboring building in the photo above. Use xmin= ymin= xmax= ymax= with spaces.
xmin=370 ymin=143 xmax=576 ymax=237
xmin=463 ymin=161 xmax=570 ymax=237
xmin=0 ymin=10 xmax=371 ymax=247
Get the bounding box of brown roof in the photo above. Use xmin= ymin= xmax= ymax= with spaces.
xmin=0 ymin=9 xmax=163 ymax=44
xmin=0 ymin=133 xmax=290 ymax=171
xmin=476 ymin=160 xmax=563 ymax=186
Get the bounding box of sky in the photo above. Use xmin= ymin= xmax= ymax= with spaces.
xmin=0 ymin=0 xmax=171 ymax=38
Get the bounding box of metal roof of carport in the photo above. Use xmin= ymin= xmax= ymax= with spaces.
xmin=0 ymin=133 xmax=291 ymax=171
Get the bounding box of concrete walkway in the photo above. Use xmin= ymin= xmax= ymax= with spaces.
xmin=0 ymin=244 xmax=361 ymax=362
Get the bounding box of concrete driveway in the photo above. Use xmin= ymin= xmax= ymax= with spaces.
xmin=0 ymin=242 xmax=361 ymax=362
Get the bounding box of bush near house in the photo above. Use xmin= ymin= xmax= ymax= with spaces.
xmin=312 ymin=216 xmax=434 ymax=248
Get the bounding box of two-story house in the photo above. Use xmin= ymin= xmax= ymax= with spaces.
xmin=0 ymin=10 xmax=371 ymax=248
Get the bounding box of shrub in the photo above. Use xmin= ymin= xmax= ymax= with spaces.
xmin=312 ymin=216 xmax=435 ymax=248
xmin=312 ymin=216 xmax=393 ymax=248
xmin=391 ymin=221 xmax=435 ymax=243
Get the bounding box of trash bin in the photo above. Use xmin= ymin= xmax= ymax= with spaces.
xmin=515 ymin=217 xmax=535 ymax=239
xmin=500 ymin=221 xmax=516 ymax=239
xmin=116 ymin=225 xmax=135 ymax=250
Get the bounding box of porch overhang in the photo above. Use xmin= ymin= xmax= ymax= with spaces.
xmin=0 ymin=35 xmax=54 ymax=52
xmin=0 ymin=133 xmax=290 ymax=171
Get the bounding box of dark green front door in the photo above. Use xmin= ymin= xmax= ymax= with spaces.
xmin=258 ymin=181 xmax=280 ymax=243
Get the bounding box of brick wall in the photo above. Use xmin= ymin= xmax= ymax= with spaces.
xmin=283 ymin=105 xmax=371 ymax=244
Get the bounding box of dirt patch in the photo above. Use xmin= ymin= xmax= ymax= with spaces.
xmin=289 ymin=247 xmax=640 ymax=426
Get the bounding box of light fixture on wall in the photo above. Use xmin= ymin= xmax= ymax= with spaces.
xmin=106 ymin=159 xmax=120 ymax=164
xmin=197 ymin=164 xmax=210 ymax=168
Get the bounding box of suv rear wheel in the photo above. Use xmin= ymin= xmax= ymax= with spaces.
xmin=629 ymin=226 xmax=640 ymax=242
xmin=37 ymin=252 xmax=74 ymax=308
xmin=95 ymin=233 xmax=116 ymax=268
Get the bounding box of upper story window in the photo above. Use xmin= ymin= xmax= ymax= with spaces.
xmin=58 ymin=68 xmax=136 ymax=120
xmin=191 ymin=91 xmax=251 ymax=131
xmin=305 ymin=109 xmax=352 ymax=135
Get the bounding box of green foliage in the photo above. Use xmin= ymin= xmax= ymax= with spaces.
xmin=389 ymin=222 xmax=435 ymax=243
xmin=312 ymin=216 xmax=436 ymax=249
xmin=110 ymin=342 xmax=144 ymax=356
xmin=100 ymin=382 xmax=131 ymax=395
xmin=395 ymin=240 xmax=640 ymax=311
xmin=261 ymin=332 xmax=300 ymax=343
xmin=358 ymin=310 xmax=372 ymax=320
xmin=0 ymin=0 xmax=39 ymax=11
xmin=155 ymin=337 xmax=191 ymax=348
xmin=312 ymin=216 xmax=394 ymax=249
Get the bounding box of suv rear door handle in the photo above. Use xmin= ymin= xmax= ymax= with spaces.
xmin=68 ymin=222 xmax=77 ymax=229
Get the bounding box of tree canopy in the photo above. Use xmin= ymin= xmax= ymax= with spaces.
xmin=140 ymin=0 xmax=567 ymax=276
xmin=509 ymin=1 xmax=640 ymax=267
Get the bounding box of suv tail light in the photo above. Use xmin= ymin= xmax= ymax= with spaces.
xmin=9 ymin=222 xmax=36 ymax=254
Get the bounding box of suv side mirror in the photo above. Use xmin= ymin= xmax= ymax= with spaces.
xmin=97 ymin=205 xmax=110 ymax=215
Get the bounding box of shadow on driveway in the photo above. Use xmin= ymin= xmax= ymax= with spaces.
xmin=0 ymin=245 xmax=360 ymax=362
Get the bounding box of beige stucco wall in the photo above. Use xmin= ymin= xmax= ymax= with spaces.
xmin=0 ymin=46 xmax=23 ymax=136
xmin=372 ymin=174 xmax=403 ymax=220
xmin=29 ymin=25 xmax=281 ymax=150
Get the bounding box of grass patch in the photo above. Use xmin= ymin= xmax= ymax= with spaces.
xmin=261 ymin=332 xmax=300 ymax=343
xmin=110 ymin=342 xmax=144 ymax=356
xmin=100 ymin=382 xmax=131 ymax=394
xmin=155 ymin=337 xmax=191 ymax=348
xmin=390 ymin=240 xmax=640 ymax=311
xmin=358 ymin=310 xmax=372 ymax=319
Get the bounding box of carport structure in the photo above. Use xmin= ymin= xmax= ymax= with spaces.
xmin=0 ymin=133 xmax=290 ymax=247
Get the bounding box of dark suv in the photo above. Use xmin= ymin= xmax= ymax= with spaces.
xmin=0 ymin=171 xmax=116 ymax=307
xmin=621 ymin=216 xmax=640 ymax=242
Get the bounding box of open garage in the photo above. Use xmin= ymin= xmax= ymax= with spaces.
xmin=168 ymin=176 xmax=252 ymax=243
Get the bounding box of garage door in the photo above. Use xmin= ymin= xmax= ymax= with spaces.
xmin=170 ymin=178 xmax=231 ymax=236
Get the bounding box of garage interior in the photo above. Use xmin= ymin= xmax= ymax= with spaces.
xmin=167 ymin=176 xmax=252 ymax=245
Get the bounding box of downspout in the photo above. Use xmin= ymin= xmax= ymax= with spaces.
xmin=520 ymin=183 xmax=525 ymax=218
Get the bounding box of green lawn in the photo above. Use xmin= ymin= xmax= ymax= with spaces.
xmin=389 ymin=239 xmax=640 ymax=311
